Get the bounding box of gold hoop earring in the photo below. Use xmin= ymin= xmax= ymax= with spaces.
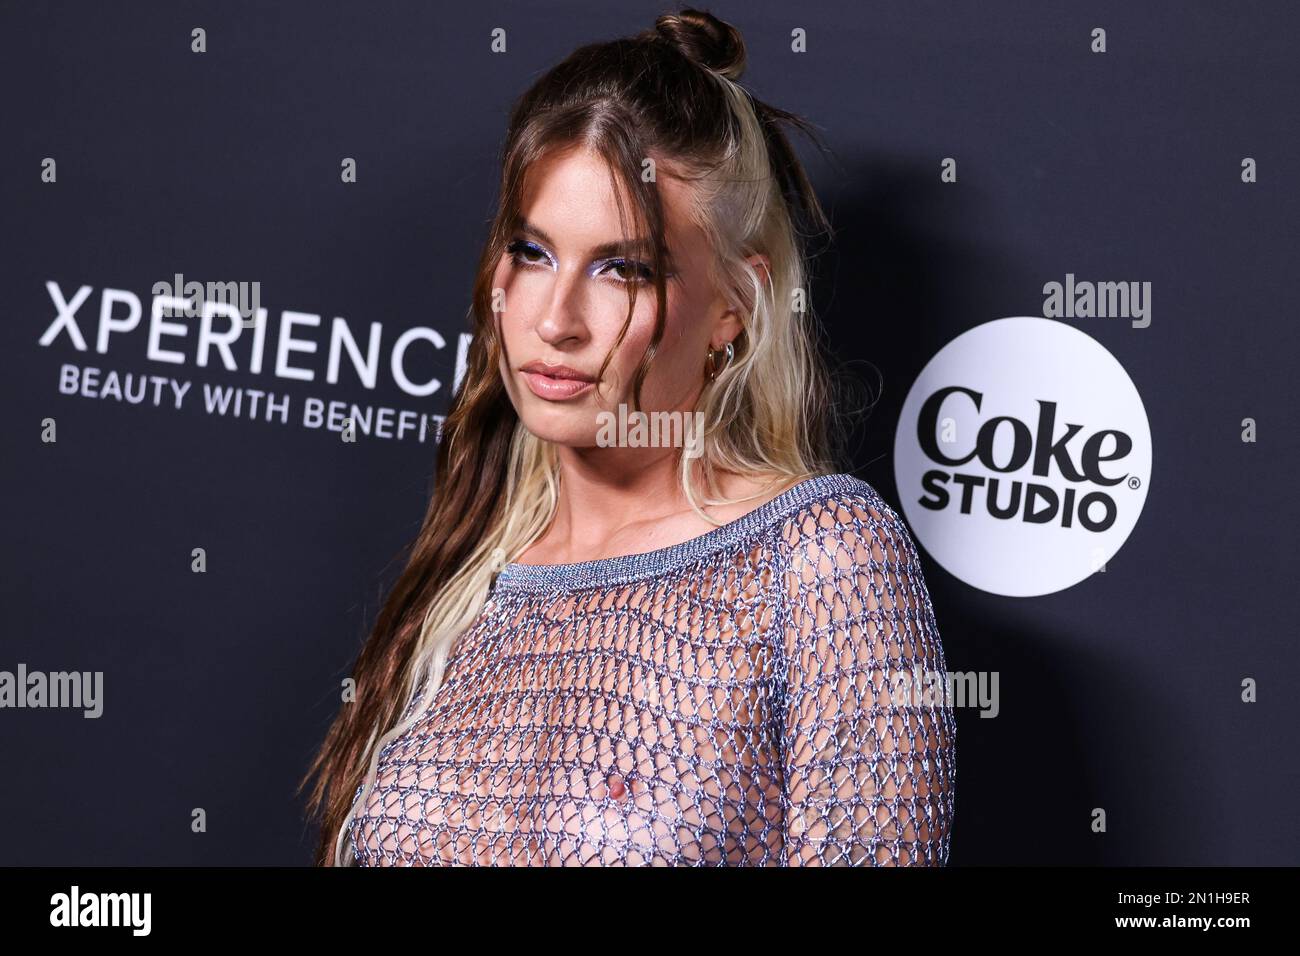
xmin=705 ymin=341 xmax=735 ymax=382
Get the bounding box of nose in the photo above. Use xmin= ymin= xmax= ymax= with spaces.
xmin=533 ymin=266 xmax=590 ymax=348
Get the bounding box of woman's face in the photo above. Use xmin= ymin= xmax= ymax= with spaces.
xmin=493 ymin=145 xmax=737 ymax=449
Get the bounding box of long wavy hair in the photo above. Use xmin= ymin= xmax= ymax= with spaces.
xmin=299 ymin=7 xmax=850 ymax=866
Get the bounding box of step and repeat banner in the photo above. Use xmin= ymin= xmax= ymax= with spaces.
xmin=2 ymin=1 xmax=1296 ymax=868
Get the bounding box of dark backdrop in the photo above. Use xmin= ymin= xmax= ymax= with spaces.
xmin=1 ymin=0 xmax=1296 ymax=865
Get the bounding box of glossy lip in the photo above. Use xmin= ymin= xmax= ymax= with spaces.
xmin=519 ymin=361 xmax=597 ymax=401
xmin=520 ymin=361 xmax=596 ymax=382
xmin=521 ymin=371 xmax=594 ymax=400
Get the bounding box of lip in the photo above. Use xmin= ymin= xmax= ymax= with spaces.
xmin=519 ymin=362 xmax=597 ymax=401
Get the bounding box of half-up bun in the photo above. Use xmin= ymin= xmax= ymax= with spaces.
xmin=653 ymin=8 xmax=746 ymax=81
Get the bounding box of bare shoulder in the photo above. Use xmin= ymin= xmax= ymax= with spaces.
xmin=708 ymin=471 xmax=809 ymax=522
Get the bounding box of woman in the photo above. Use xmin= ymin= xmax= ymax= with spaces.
xmin=301 ymin=8 xmax=956 ymax=866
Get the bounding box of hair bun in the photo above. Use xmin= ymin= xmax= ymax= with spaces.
xmin=654 ymin=8 xmax=746 ymax=81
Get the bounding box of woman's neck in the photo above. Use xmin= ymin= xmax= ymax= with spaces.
xmin=515 ymin=452 xmax=799 ymax=566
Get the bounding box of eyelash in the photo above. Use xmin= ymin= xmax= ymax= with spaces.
xmin=505 ymin=238 xmax=659 ymax=285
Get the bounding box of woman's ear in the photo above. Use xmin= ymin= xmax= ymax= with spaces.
xmin=712 ymin=253 xmax=772 ymax=346
xmin=746 ymin=252 xmax=772 ymax=295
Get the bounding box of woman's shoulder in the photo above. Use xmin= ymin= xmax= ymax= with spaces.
xmin=770 ymin=472 xmax=923 ymax=575
xmin=769 ymin=474 xmax=941 ymax=657
xmin=761 ymin=471 xmax=901 ymax=531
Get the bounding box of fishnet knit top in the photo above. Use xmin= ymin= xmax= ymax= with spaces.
xmin=347 ymin=473 xmax=956 ymax=866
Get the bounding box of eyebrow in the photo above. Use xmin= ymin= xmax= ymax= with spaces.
xmin=517 ymin=217 xmax=675 ymax=269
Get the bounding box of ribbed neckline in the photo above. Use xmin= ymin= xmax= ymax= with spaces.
xmin=491 ymin=472 xmax=871 ymax=594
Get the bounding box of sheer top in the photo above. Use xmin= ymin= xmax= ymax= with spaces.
xmin=347 ymin=473 xmax=957 ymax=866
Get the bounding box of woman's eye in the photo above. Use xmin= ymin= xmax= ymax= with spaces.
xmin=506 ymin=239 xmax=655 ymax=284
xmin=506 ymin=239 xmax=549 ymax=267
xmin=602 ymin=259 xmax=656 ymax=284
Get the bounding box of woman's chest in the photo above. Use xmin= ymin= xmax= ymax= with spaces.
xmin=352 ymin=584 xmax=787 ymax=866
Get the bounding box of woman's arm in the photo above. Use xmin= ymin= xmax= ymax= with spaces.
xmin=777 ymin=491 xmax=957 ymax=865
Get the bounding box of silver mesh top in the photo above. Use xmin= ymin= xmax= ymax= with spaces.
xmin=347 ymin=473 xmax=957 ymax=866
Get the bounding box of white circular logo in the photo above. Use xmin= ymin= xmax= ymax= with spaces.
xmin=893 ymin=316 xmax=1153 ymax=597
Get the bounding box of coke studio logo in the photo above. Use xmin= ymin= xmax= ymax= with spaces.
xmin=893 ymin=317 xmax=1153 ymax=597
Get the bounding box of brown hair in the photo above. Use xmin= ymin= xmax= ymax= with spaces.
xmin=298 ymin=7 xmax=841 ymax=865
